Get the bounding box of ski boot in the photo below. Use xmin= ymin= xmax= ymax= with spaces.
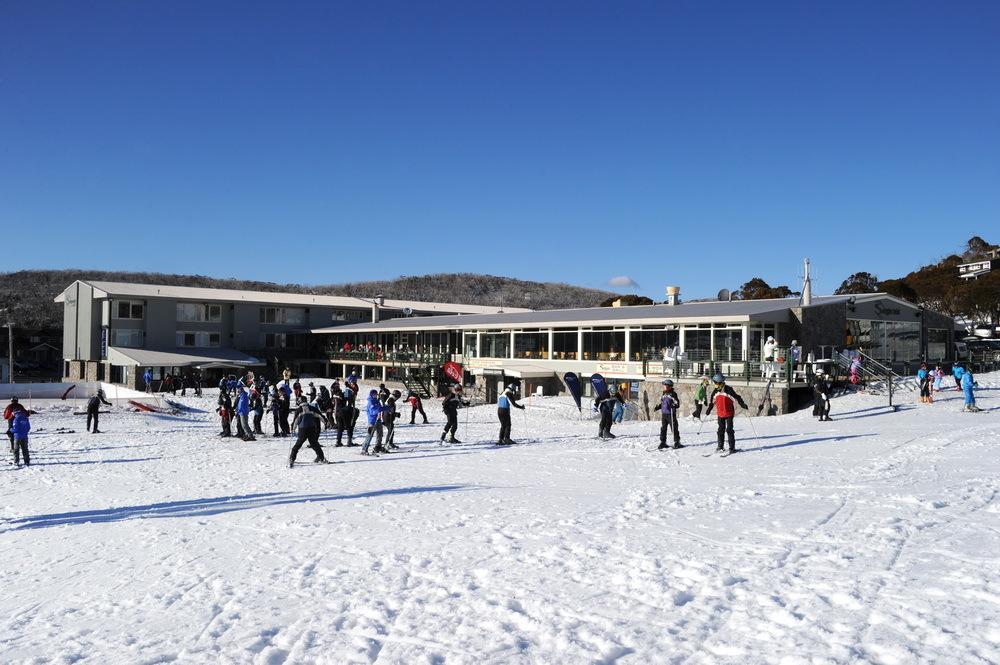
xmin=448 ymin=436 xmax=461 ymax=444
xmin=673 ymin=443 xmax=685 ymax=449
xmin=657 ymin=442 xmax=668 ymax=450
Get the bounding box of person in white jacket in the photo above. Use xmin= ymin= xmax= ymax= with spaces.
xmin=762 ymin=336 xmax=778 ymax=377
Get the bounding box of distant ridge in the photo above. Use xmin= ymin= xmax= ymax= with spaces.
xmin=0 ymin=269 xmax=617 ymax=328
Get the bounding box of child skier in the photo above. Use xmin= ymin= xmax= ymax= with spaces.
xmin=692 ymin=376 xmax=710 ymax=420
xmin=653 ymin=379 xmax=683 ymax=450
xmin=217 ymin=392 xmax=233 ymax=437
xmin=917 ymin=363 xmax=932 ymax=404
xmin=705 ymin=374 xmax=749 ymax=453
xmin=335 ymin=386 xmax=357 ymax=447
xmin=962 ymin=368 xmax=980 ymax=412
xmin=11 ymin=407 xmax=31 ymax=467
xmin=383 ymin=390 xmax=402 ymax=450
xmin=496 ymin=383 xmax=526 ymax=445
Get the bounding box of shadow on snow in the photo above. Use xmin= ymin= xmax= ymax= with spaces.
xmin=2 ymin=485 xmax=480 ymax=531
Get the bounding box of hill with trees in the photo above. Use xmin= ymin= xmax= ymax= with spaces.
xmin=0 ymin=270 xmax=616 ymax=329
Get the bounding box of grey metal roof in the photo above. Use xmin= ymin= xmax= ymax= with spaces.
xmin=54 ymin=280 xmax=528 ymax=315
xmin=107 ymin=346 xmax=263 ymax=367
xmin=313 ymin=295 xmax=859 ymax=333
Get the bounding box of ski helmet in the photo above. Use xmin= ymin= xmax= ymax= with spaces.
xmin=712 ymin=373 xmax=726 ymax=384
xmin=662 ymin=379 xmax=674 ymax=387
xmin=369 ymin=389 xmax=378 ymax=397
xmin=392 ymin=390 xmax=401 ymax=398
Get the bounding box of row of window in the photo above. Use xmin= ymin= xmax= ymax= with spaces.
xmin=112 ymin=301 xmax=368 ymax=325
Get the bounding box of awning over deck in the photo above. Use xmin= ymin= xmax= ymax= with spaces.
xmin=107 ymin=347 xmax=264 ymax=368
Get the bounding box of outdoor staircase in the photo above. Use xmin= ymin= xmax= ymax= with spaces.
xmin=836 ymin=350 xmax=919 ymax=395
xmin=401 ymin=366 xmax=435 ymax=399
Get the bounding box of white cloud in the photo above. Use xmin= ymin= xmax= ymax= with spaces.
xmin=608 ymin=275 xmax=639 ymax=288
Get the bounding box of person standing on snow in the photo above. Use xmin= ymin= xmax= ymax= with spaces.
xmin=335 ymin=385 xmax=357 ymax=446
xmin=496 ymin=383 xmax=525 ymax=445
xmin=812 ymin=370 xmax=832 ymax=421
xmin=289 ymin=401 xmax=328 ymax=467
xmin=86 ymin=388 xmax=112 ymax=433
xmin=250 ymin=390 xmax=265 ymax=435
xmin=653 ymin=379 xmax=683 ymax=449
xmin=217 ymin=391 xmax=233 ymax=437
xmin=441 ymin=384 xmax=469 ymax=443
xmin=361 ymin=389 xmax=388 ymax=455
xmin=952 ymin=363 xmax=965 ymax=391
xmin=10 ymin=407 xmax=31 ymax=467
xmin=917 ymin=363 xmax=932 ymax=404
xmin=269 ymin=386 xmax=283 ymax=437
xmin=143 ymin=368 xmax=153 ymax=393
xmin=962 ymin=368 xmax=980 ymax=412
xmin=706 ymin=374 xmax=749 ymax=453
xmin=235 ymin=387 xmax=255 ymax=441
xmin=595 ymin=390 xmax=621 ymax=439
xmin=377 ymin=383 xmax=390 ymax=404
xmin=408 ymin=391 xmax=428 ymax=424
xmin=692 ymin=376 xmax=711 ymax=420
xmin=5 ymin=397 xmax=22 ymax=453
xmin=383 ymin=390 xmax=402 ymax=450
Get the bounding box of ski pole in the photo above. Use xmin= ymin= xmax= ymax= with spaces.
xmin=743 ymin=412 xmax=761 ymax=449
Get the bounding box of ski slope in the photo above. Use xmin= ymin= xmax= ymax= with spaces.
xmin=2 ymin=376 xmax=999 ymax=664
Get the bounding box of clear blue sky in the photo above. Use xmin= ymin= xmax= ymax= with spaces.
xmin=2 ymin=1 xmax=998 ymax=300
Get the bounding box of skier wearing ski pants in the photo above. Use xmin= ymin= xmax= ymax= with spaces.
xmin=706 ymin=374 xmax=748 ymax=453
xmin=692 ymin=376 xmax=710 ymax=420
xmin=4 ymin=397 xmax=21 ymax=453
xmin=595 ymin=392 xmax=620 ymax=439
xmin=917 ymin=363 xmax=932 ymax=403
xmin=86 ymin=389 xmax=112 ymax=433
xmin=952 ymin=364 xmax=965 ymax=391
xmin=335 ymin=388 xmax=357 ymax=446
xmin=289 ymin=402 xmax=327 ymax=467
xmin=441 ymin=385 xmax=469 ymax=443
xmin=11 ymin=408 xmax=30 ymax=466
xmin=408 ymin=392 xmax=428 ymax=424
xmin=383 ymin=390 xmax=401 ymax=450
xmin=496 ymin=384 xmax=525 ymax=445
xmin=812 ymin=371 xmax=832 ymax=421
xmin=653 ymin=379 xmax=683 ymax=449
xmin=962 ymin=369 xmax=979 ymax=412
xmin=235 ymin=387 xmax=255 ymax=441
xmin=361 ymin=390 xmax=387 ymax=455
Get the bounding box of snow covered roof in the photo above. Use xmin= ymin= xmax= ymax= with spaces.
xmin=313 ymin=295 xmax=866 ymax=333
xmin=54 ymin=280 xmax=528 ymax=316
xmin=106 ymin=346 xmax=264 ymax=368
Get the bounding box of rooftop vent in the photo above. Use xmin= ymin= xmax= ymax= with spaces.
xmin=665 ymin=286 xmax=681 ymax=306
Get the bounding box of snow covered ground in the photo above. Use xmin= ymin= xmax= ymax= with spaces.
xmin=2 ymin=376 xmax=999 ymax=664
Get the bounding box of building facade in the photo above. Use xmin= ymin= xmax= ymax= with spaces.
xmin=56 ymin=280 xmax=526 ymax=389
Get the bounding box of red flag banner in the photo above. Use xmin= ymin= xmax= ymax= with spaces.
xmin=443 ymin=361 xmax=464 ymax=384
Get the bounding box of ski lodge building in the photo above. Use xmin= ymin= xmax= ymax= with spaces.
xmin=309 ymin=291 xmax=955 ymax=414
xmin=55 ymin=280 xmax=954 ymax=414
xmin=55 ymin=280 xmax=525 ymax=389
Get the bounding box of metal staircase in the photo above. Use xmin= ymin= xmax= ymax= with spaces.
xmin=401 ymin=366 xmax=435 ymax=399
xmin=836 ymin=350 xmax=918 ymax=407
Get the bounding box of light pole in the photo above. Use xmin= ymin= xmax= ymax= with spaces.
xmin=0 ymin=308 xmax=12 ymax=384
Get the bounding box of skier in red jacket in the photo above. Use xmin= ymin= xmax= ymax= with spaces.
xmin=705 ymin=374 xmax=748 ymax=453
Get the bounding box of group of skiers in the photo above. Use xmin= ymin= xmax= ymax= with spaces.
xmin=592 ymin=374 xmax=752 ymax=453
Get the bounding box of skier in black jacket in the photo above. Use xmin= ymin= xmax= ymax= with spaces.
xmin=441 ymin=384 xmax=469 ymax=443
xmin=383 ymin=390 xmax=402 ymax=450
xmin=289 ymin=401 xmax=328 ymax=467
xmin=595 ymin=391 xmax=622 ymax=439
xmin=86 ymin=389 xmax=112 ymax=433
xmin=813 ymin=370 xmax=832 ymax=421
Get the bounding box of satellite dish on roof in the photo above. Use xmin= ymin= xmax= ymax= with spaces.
xmin=402 ymin=307 xmax=414 ymax=317
xmin=717 ymin=288 xmax=731 ymax=302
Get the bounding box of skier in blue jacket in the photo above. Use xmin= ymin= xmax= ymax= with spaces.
xmin=952 ymin=364 xmax=965 ymax=391
xmin=235 ymin=387 xmax=255 ymax=441
xmin=361 ymin=390 xmax=387 ymax=455
xmin=962 ymin=369 xmax=980 ymax=412
xmin=496 ymin=383 xmax=525 ymax=445
xmin=11 ymin=408 xmax=31 ymax=466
